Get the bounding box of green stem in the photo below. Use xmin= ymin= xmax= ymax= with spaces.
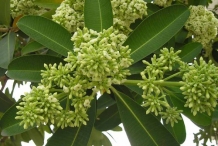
xmin=56 ymin=92 xmax=68 ymax=100
xmin=123 ymin=80 xmax=184 ymax=86
xmin=164 ymin=72 xmax=181 ymax=81
xmin=66 ymin=96 xmax=70 ymax=110
xmin=50 ymin=88 xmax=64 ymax=92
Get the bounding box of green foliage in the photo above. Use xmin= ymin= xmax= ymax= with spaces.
xmin=1 ymin=0 xmax=218 ymax=146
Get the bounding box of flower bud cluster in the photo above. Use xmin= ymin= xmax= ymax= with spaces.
xmin=10 ymin=0 xmax=47 ymax=18
xmin=15 ymin=85 xmax=63 ymax=129
xmin=17 ymin=27 xmax=132 ymax=129
xmin=185 ymin=6 xmax=218 ymax=49
xmin=138 ymin=47 xmax=183 ymax=126
xmin=52 ymin=0 xmax=147 ymax=34
xmin=71 ymin=27 xmax=133 ymax=93
xmin=153 ymin=0 xmax=174 ymax=7
xmin=52 ymin=0 xmax=84 ymax=32
xmin=180 ymin=57 xmax=218 ymax=116
xmin=111 ymin=0 xmax=147 ymax=34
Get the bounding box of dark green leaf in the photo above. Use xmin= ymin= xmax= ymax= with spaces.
xmin=113 ymin=89 xmax=179 ymax=146
xmin=27 ymin=128 xmax=44 ymax=146
xmin=0 ymin=102 xmax=35 ymax=136
xmin=146 ymin=3 xmax=161 ymax=16
xmin=128 ymin=61 xmax=144 ymax=75
xmin=84 ymin=0 xmax=113 ymax=32
xmin=21 ymin=41 xmax=45 ymax=55
xmin=0 ymin=0 xmax=11 ymax=26
xmin=124 ymin=5 xmax=190 ymax=64
xmin=17 ymin=16 xmax=73 ymax=57
xmin=7 ymin=55 xmax=64 ymax=82
xmin=175 ymin=28 xmax=188 ymax=43
xmin=97 ymin=93 xmax=116 ymax=110
xmin=0 ymin=91 xmax=14 ymax=112
xmin=0 ymin=67 xmax=6 ymax=76
xmin=179 ymin=42 xmax=202 ymax=63
xmin=163 ymin=113 xmax=186 ymax=144
xmin=87 ymin=128 xmax=112 ymax=146
xmin=0 ymin=32 xmax=16 ymax=69
xmin=169 ymin=92 xmax=211 ymax=126
xmin=125 ymin=85 xmax=143 ymax=95
xmin=46 ymin=98 xmax=96 ymax=146
xmin=95 ymin=104 xmax=121 ymax=131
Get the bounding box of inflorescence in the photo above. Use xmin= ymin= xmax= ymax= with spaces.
xmin=14 ymin=1 xmax=218 ymax=129
xmin=138 ymin=47 xmax=218 ymax=126
xmin=52 ymin=0 xmax=147 ymax=34
xmin=16 ymin=26 xmax=133 ymax=129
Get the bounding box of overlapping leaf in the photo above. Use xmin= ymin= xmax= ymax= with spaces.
xmin=125 ymin=5 xmax=190 ymax=64
xmin=84 ymin=0 xmax=113 ymax=32
xmin=7 ymin=55 xmax=64 ymax=82
xmin=0 ymin=0 xmax=11 ymax=26
xmin=113 ymin=89 xmax=179 ymax=146
xmin=17 ymin=16 xmax=73 ymax=57
xmin=46 ymin=99 xmax=96 ymax=146
xmin=95 ymin=104 xmax=121 ymax=131
xmin=0 ymin=32 xmax=16 ymax=69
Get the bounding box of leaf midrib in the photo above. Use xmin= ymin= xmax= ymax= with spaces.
xmin=18 ymin=21 xmax=69 ymax=55
xmin=115 ymin=91 xmax=158 ymax=146
xmin=130 ymin=10 xmax=187 ymax=56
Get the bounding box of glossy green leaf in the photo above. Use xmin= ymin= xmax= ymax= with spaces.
xmin=28 ymin=128 xmax=44 ymax=146
xmin=17 ymin=16 xmax=73 ymax=57
xmin=95 ymin=104 xmax=121 ymax=131
xmin=179 ymin=42 xmax=202 ymax=63
xmin=0 ymin=102 xmax=34 ymax=136
xmin=164 ymin=119 xmax=186 ymax=144
xmin=125 ymin=85 xmax=143 ymax=95
xmin=112 ymin=89 xmax=179 ymax=146
xmin=0 ymin=32 xmax=16 ymax=69
xmin=97 ymin=93 xmax=116 ymax=109
xmin=0 ymin=91 xmax=14 ymax=112
xmin=84 ymin=0 xmax=113 ymax=32
xmin=35 ymin=0 xmax=62 ymax=9
xmin=128 ymin=61 xmax=144 ymax=75
xmin=0 ymin=0 xmax=11 ymax=26
xmin=7 ymin=55 xmax=64 ymax=82
xmin=21 ymin=41 xmax=45 ymax=55
xmin=46 ymin=99 xmax=96 ymax=146
xmin=87 ymin=128 xmax=112 ymax=146
xmin=124 ymin=5 xmax=190 ymax=64
xmin=163 ymin=100 xmax=186 ymax=144
xmin=169 ymin=92 xmax=211 ymax=126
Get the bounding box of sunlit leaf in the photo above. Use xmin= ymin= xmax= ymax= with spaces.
xmin=112 ymin=89 xmax=179 ymax=146
xmin=84 ymin=0 xmax=113 ymax=32
xmin=17 ymin=16 xmax=73 ymax=57
xmin=125 ymin=5 xmax=190 ymax=64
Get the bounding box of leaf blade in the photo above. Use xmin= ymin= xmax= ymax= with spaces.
xmin=84 ymin=0 xmax=113 ymax=32
xmin=113 ymin=89 xmax=179 ymax=146
xmin=7 ymin=55 xmax=64 ymax=82
xmin=0 ymin=0 xmax=11 ymax=26
xmin=17 ymin=16 xmax=73 ymax=57
xmin=125 ymin=5 xmax=190 ymax=64
xmin=0 ymin=32 xmax=16 ymax=69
